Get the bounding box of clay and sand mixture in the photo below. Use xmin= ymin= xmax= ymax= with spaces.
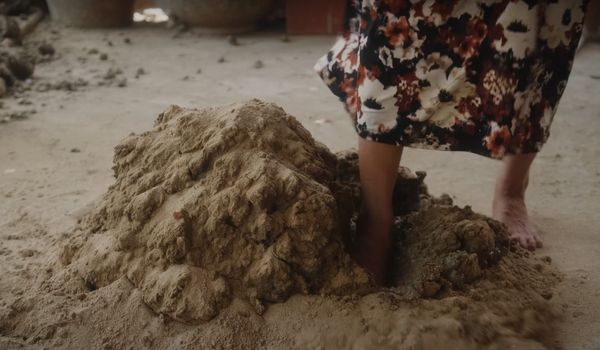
xmin=0 ymin=8 xmax=599 ymax=348
xmin=1 ymin=100 xmax=562 ymax=349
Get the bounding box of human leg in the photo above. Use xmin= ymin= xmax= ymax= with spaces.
xmin=354 ymin=138 xmax=403 ymax=285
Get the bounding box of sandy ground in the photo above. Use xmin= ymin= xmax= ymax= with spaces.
xmin=0 ymin=21 xmax=599 ymax=349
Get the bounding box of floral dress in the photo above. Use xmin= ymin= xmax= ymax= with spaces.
xmin=315 ymin=0 xmax=588 ymax=158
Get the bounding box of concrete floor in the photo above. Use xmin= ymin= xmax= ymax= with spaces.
xmin=1 ymin=22 xmax=599 ymax=349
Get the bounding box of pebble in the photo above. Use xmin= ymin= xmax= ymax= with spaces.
xmin=0 ymin=79 xmax=7 ymax=97
xmin=104 ymin=67 xmax=123 ymax=80
xmin=572 ymin=310 xmax=584 ymax=318
xmin=135 ymin=68 xmax=146 ymax=79
xmin=228 ymin=35 xmax=240 ymax=46
xmin=19 ymin=249 xmax=36 ymax=257
xmin=253 ymin=60 xmax=264 ymax=69
xmin=38 ymin=43 xmax=55 ymax=56
xmin=314 ymin=118 xmax=331 ymax=124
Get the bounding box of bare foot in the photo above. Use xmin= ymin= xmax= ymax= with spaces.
xmin=493 ymin=195 xmax=542 ymax=251
xmin=351 ymin=214 xmax=393 ymax=286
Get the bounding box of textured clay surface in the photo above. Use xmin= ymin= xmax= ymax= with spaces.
xmin=1 ymin=100 xmax=561 ymax=350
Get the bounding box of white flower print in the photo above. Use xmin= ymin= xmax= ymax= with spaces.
xmin=494 ymin=1 xmax=540 ymax=58
xmin=540 ymin=2 xmax=585 ymax=50
xmin=357 ymin=78 xmax=398 ymax=133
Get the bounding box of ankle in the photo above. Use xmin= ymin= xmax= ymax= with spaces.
xmin=494 ymin=180 xmax=526 ymax=200
xmin=362 ymin=208 xmax=393 ymax=225
xmin=492 ymin=189 xmax=528 ymax=219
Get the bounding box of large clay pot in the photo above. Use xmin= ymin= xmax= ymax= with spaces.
xmin=155 ymin=0 xmax=275 ymax=33
xmin=47 ymin=0 xmax=135 ymax=28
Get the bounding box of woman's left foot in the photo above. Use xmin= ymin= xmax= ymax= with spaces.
xmin=351 ymin=212 xmax=394 ymax=286
xmin=493 ymin=195 xmax=542 ymax=251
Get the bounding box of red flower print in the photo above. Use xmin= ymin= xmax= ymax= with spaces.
xmin=381 ymin=17 xmax=411 ymax=46
xmin=485 ymin=123 xmax=511 ymax=159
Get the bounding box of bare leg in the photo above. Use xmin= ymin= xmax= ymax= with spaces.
xmin=354 ymin=138 xmax=403 ymax=285
xmin=579 ymin=1 xmax=600 ymax=50
xmin=493 ymin=153 xmax=542 ymax=251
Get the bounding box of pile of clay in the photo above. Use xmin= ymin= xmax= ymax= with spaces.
xmin=54 ymin=99 xmax=514 ymax=321
xmin=58 ymin=100 xmax=375 ymax=322
xmin=28 ymin=100 xmax=561 ymax=349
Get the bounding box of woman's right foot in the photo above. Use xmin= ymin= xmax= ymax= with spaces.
xmin=493 ymin=193 xmax=542 ymax=251
xmin=493 ymin=154 xmax=540 ymax=251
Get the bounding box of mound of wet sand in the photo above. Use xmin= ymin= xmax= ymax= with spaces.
xmin=58 ymin=100 xmax=374 ymax=322
xmin=0 ymin=100 xmax=562 ymax=349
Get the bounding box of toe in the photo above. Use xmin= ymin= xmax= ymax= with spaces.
xmin=527 ymin=234 xmax=541 ymax=251
xmin=518 ymin=236 xmax=529 ymax=250
xmin=529 ymin=229 xmax=543 ymax=249
xmin=527 ymin=238 xmax=537 ymax=251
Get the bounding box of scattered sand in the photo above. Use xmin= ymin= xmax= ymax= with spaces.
xmin=0 ymin=47 xmax=35 ymax=96
xmin=0 ymin=100 xmax=562 ymax=349
xmin=2 ymin=19 xmax=130 ymax=124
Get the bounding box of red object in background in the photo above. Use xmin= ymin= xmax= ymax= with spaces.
xmin=286 ymin=0 xmax=346 ymax=35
